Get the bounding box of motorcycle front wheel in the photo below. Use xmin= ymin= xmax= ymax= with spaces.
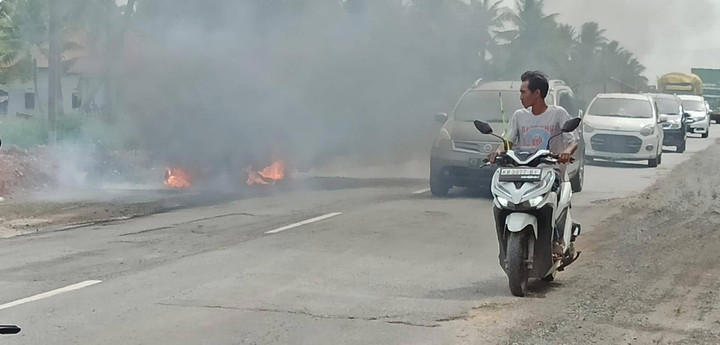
xmin=506 ymin=231 xmax=529 ymax=297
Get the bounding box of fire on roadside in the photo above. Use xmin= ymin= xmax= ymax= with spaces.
xmin=246 ymin=160 xmax=286 ymax=185
xmin=165 ymin=168 xmax=191 ymax=188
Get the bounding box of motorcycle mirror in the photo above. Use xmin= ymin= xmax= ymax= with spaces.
xmin=473 ymin=120 xmax=494 ymax=134
xmin=0 ymin=325 xmax=21 ymax=335
xmin=561 ymin=118 xmax=582 ymax=132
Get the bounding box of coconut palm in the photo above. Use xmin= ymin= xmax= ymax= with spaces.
xmin=464 ymin=0 xmax=504 ymax=77
xmin=493 ymin=0 xmax=562 ymax=78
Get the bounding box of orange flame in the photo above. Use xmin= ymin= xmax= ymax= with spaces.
xmin=165 ymin=168 xmax=191 ymax=188
xmin=246 ymin=160 xmax=286 ymax=185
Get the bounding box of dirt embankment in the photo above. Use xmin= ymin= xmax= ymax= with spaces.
xmin=0 ymin=146 xmax=55 ymax=197
xmin=454 ymin=141 xmax=720 ymax=344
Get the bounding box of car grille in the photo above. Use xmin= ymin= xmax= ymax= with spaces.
xmin=452 ymin=141 xmax=496 ymax=153
xmin=590 ymin=134 xmax=642 ymax=153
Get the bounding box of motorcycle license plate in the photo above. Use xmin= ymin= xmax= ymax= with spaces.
xmin=498 ymin=168 xmax=542 ymax=182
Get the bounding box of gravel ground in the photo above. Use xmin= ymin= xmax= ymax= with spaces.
xmin=451 ymin=140 xmax=720 ymax=345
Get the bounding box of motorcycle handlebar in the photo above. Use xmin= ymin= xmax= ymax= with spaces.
xmin=0 ymin=325 xmax=21 ymax=335
xmin=487 ymin=152 xmax=574 ymax=165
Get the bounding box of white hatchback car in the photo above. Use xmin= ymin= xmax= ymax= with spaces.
xmin=583 ymin=93 xmax=664 ymax=167
xmin=678 ymin=95 xmax=710 ymax=138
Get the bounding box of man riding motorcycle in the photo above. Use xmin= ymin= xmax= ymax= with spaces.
xmin=489 ymin=71 xmax=578 ymax=175
xmin=489 ymin=71 xmax=579 ymax=260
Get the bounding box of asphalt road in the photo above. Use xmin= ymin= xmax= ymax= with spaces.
xmin=0 ymin=129 xmax=717 ymax=344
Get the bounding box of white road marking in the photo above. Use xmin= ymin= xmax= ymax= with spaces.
xmin=265 ymin=212 xmax=343 ymax=234
xmin=412 ymin=188 xmax=431 ymax=195
xmin=0 ymin=280 xmax=102 ymax=311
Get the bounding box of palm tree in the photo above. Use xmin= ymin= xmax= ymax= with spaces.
xmin=494 ymin=0 xmax=561 ymax=78
xmin=466 ymin=0 xmax=504 ymax=77
xmin=599 ymin=40 xmax=648 ymax=92
xmin=0 ymin=0 xmax=47 ymax=114
xmin=577 ymin=22 xmax=606 ymax=56
xmin=495 ymin=0 xmax=558 ymax=42
xmin=565 ymin=22 xmax=607 ymax=99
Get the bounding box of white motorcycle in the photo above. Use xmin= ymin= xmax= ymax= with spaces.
xmin=474 ymin=119 xmax=582 ymax=297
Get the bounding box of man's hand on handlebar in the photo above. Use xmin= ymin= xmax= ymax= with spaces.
xmin=487 ymin=150 xmax=505 ymax=164
xmin=557 ymin=143 xmax=579 ymax=163
xmin=557 ymin=150 xmax=573 ymax=163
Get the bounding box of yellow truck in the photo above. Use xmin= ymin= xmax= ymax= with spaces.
xmin=658 ymin=72 xmax=703 ymax=96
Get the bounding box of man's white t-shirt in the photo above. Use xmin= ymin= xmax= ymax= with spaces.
xmin=506 ymin=105 xmax=578 ymax=154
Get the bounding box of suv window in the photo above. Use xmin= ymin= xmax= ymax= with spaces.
xmin=681 ymin=99 xmax=705 ymax=112
xmin=454 ymin=91 xmax=523 ymax=121
xmin=654 ymin=97 xmax=681 ymax=115
xmin=545 ymin=93 xmax=555 ymax=106
xmin=558 ymin=91 xmax=578 ymax=117
xmin=588 ymin=98 xmax=653 ymax=118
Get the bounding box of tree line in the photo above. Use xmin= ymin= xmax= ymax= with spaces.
xmin=0 ymin=0 xmax=649 ymax=163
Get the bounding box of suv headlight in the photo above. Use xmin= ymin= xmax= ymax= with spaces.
xmin=433 ymin=129 xmax=451 ymax=149
xmin=640 ymin=125 xmax=655 ymax=136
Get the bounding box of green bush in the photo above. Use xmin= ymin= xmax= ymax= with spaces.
xmin=0 ymin=112 xmax=139 ymax=150
xmin=0 ymin=116 xmax=47 ymax=147
xmin=57 ymin=113 xmax=84 ymax=142
xmin=78 ymin=115 xmax=140 ymax=150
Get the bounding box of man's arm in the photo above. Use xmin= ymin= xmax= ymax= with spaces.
xmin=557 ymin=142 xmax=577 ymax=163
xmin=557 ymin=109 xmax=579 ymax=163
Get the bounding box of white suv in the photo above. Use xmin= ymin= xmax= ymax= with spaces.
xmin=583 ymin=93 xmax=664 ymax=167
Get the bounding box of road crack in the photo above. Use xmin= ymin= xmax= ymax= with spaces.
xmin=157 ymin=302 xmax=438 ymax=327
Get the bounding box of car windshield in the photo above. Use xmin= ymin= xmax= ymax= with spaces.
xmin=454 ymin=91 xmax=524 ymax=122
xmin=588 ymin=98 xmax=653 ymax=118
xmin=654 ymin=98 xmax=681 ymax=115
xmin=682 ymin=100 xmax=706 ymax=112
xmin=454 ymin=90 xmax=557 ymax=122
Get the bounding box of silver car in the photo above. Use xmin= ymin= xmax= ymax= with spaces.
xmin=430 ymin=80 xmax=585 ymax=196
xmin=679 ymin=95 xmax=710 ymax=138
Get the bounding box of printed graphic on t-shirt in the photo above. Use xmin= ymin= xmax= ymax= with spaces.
xmin=518 ymin=124 xmax=558 ymax=151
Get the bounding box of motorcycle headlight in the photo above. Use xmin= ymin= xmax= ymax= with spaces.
xmin=583 ymin=123 xmax=595 ymax=133
xmin=497 ymin=196 xmax=510 ymax=207
xmin=640 ymin=125 xmax=655 ymax=136
xmin=529 ymin=195 xmax=545 ymax=207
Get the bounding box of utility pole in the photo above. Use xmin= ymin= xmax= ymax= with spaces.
xmin=48 ymin=0 xmax=58 ymax=145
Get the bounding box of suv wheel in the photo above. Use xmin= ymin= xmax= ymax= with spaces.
xmin=677 ymin=140 xmax=686 ymax=153
xmin=570 ymin=161 xmax=583 ymax=193
xmin=429 ymin=174 xmax=451 ymax=197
